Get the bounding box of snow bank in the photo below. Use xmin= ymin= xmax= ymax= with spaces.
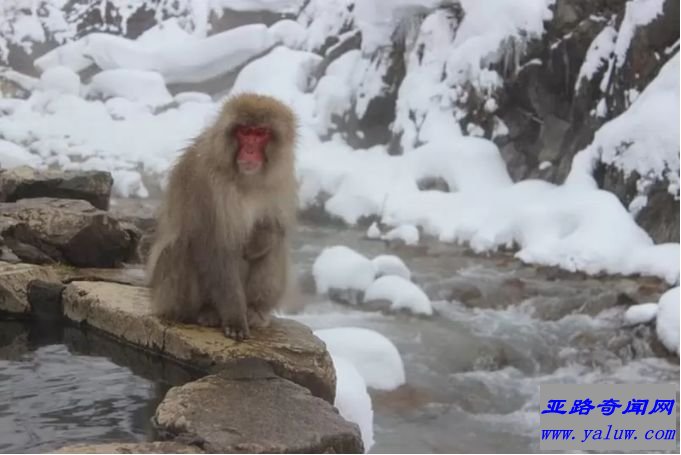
xmin=86 ymin=69 xmax=173 ymax=108
xmin=39 ymin=66 xmax=80 ymax=95
xmin=312 ymin=246 xmax=376 ymax=294
xmin=0 ymin=140 xmax=42 ymax=169
xmin=656 ymin=287 xmax=679 ymax=354
xmin=42 ymin=23 xmax=275 ymax=84
xmin=331 ymin=355 xmax=374 ymax=451
xmin=315 ymin=327 xmax=405 ymax=390
xmin=372 ymin=255 xmax=411 ymax=280
xmin=230 ymin=46 xmax=321 ymax=123
xmin=364 ymin=275 xmax=433 ymax=316
xmin=623 ymin=303 xmax=658 ymax=325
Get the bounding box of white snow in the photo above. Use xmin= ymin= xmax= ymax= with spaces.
xmin=39 ymin=66 xmax=80 ymax=95
xmin=371 ymin=255 xmax=411 ymax=280
xmin=366 ymin=222 xmax=382 ymax=239
xmin=623 ymin=303 xmax=658 ymax=325
xmin=111 ymin=169 xmax=149 ymax=198
xmin=655 ymin=287 xmax=679 ymax=354
xmin=48 ymin=23 xmax=276 ymax=84
xmin=575 ymin=25 xmax=617 ymax=92
xmin=312 ymin=246 xmax=376 ymax=295
xmin=364 ymin=275 xmax=433 ymax=316
xmin=86 ymin=69 xmax=173 ymax=108
xmin=383 ymin=224 xmax=420 ymax=246
xmin=614 ymin=0 xmax=665 ymax=68
xmin=0 ymin=140 xmax=42 ymax=169
xmin=315 ymin=327 xmax=406 ymax=391
xmin=330 ymin=355 xmax=375 ymax=452
xmin=568 ymin=53 xmax=680 ymax=196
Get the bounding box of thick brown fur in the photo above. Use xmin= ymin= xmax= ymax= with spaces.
xmin=146 ymin=93 xmax=298 ymax=340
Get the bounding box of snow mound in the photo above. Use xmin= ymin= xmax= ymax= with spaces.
xmin=175 ymin=92 xmax=213 ymax=105
xmin=40 ymin=66 xmax=80 ymax=95
xmin=315 ymin=327 xmax=406 ymax=391
xmin=0 ymin=140 xmax=42 ymax=169
xmin=656 ymin=287 xmax=679 ymax=354
xmin=371 ymin=255 xmax=411 ymax=280
xmin=383 ymin=224 xmax=420 ymax=246
xmin=623 ymin=303 xmax=657 ymax=325
xmin=112 ymin=169 xmax=149 ymax=198
xmin=312 ymin=246 xmax=376 ymax=294
xmin=331 ymin=355 xmax=374 ymax=452
xmin=364 ymin=275 xmax=433 ymax=316
xmin=366 ymin=222 xmax=382 ymax=239
xmin=54 ymin=24 xmax=275 ymax=85
xmin=86 ymin=69 xmax=172 ymax=108
xmin=270 ymin=19 xmax=307 ymax=49
xmin=229 ymin=46 xmax=321 ymax=123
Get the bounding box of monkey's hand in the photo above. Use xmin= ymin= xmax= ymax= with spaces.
xmin=243 ymin=219 xmax=284 ymax=261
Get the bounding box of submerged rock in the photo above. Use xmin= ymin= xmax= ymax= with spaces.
xmin=0 ymin=198 xmax=139 ymax=267
xmin=0 ymin=261 xmax=58 ymax=315
xmin=62 ymin=280 xmax=336 ymax=402
xmin=0 ymin=166 xmax=113 ymax=210
xmin=154 ymin=362 xmax=363 ymax=453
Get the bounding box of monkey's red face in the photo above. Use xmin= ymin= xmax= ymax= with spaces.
xmin=234 ymin=125 xmax=271 ymax=175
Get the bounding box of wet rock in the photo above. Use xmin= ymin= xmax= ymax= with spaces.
xmin=0 ymin=198 xmax=139 ymax=267
xmin=27 ymin=279 xmax=64 ymax=320
xmin=62 ymin=281 xmax=336 ymax=402
xmin=0 ymin=166 xmax=113 ymax=210
xmin=0 ymin=261 xmax=58 ymax=315
xmin=154 ymin=362 xmax=363 ymax=454
xmin=56 ymin=442 xmax=203 ymax=453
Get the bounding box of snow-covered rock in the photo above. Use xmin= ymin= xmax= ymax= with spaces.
xmin=364 ymin=275 xmax=433 ymax=316
xmin=312 ymin=246 xmax=376 ymax=295
xmin=86 ymin=69 xmax=173 ymax=108
xmin=0 ymin=140 xmax=42 ymax=169
xmin=656 ymin=287 xmax=679 ymax=354
xmin=331 ymin=355 xmax=374 ymax=452
xmin=383 ymin=224 xmax=420 ymax=246
xmin=623 ymin=303 xmax=658 ymax=325
xmin=371 ymin=255 xmax=411 ymax=280
xmin=315 ymin=327 xmax=405 ymax=391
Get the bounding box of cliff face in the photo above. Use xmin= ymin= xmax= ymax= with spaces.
xmin=307 ymin=0 xmax=679 ymax=243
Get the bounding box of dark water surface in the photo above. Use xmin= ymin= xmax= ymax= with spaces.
xmin=0 ymin=322 xmax=198 ymax=453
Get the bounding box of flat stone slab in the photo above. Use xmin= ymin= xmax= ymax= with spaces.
xmin=56 ymin=442 xmax=203 ymax=453
xmin=62 ymin=281 xmax=336 ymax=402
xmin=154 ymin=363 xmax=363 ymax=453
xmin=0 ymin=261 xmax=58 ymax=314
xmin=0 ymin=165 xmax=113 ymax=210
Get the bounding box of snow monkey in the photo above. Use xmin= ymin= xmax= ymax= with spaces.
xmin=147 ymin=93 xmax=298 ymax=341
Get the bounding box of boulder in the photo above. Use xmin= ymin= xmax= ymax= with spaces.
xmin=0 ymin=166 xmax=113 ymax=210
xmin=62 ymin=281 xmax=336 ymax=402
xmin=0 ymin=198 xmax=139 ymax=267
xmin=56 ymin=442 xmax=203 ymax=453
xmin=0 ymin=261 xmax=59 ymax=314
xmin=154 ymin=362 xmax=363 ymax=453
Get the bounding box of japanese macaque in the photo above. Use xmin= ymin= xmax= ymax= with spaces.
xmin=147 ymin=93 xmax=298 ymax=340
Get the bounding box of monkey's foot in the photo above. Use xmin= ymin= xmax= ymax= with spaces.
xmin=224 ymin=322 xmax=250 ymax=341
xmin=197 ymin=306 xmax=221 ymax=327
xmin=247 ymin=307 xmax=271 ymax=329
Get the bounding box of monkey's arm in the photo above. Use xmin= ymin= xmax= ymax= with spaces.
xmin=244 ymin=232 xmax=288 ymax=328
xmin=243 ymin=219 xmax=284 ymax=261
